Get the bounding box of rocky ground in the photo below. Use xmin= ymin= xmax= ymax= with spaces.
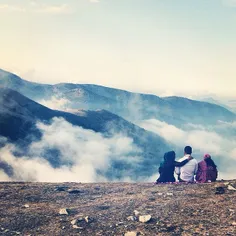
xmin=0 ymin=180 xmax=235 ymax=236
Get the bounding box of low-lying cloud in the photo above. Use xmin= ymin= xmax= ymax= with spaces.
xmin=0 ymin=118 xmax=142 ymax=182
xmin=139 ymin=119 xmax=236 ymax=180
xmin=38 ymin=96 xmax=70 ymax=111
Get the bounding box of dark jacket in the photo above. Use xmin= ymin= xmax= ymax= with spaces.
xmin=156 ymin=151 xmax=189 ymax=183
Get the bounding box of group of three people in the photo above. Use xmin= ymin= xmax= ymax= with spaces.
xmin=156 ymin=146 xmax=218 ymax=184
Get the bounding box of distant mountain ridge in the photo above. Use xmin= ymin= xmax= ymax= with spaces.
xmin=0 ymin=87 xmax=170 ymax=180
xmin=1 ymin=69 xmax=235 ymax=127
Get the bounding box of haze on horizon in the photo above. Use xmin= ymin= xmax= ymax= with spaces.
xmin=0 ymin=0 xmax=236 ymax=97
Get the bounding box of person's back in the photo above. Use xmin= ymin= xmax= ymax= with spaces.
xmin=196 ymin=154 xmax=218 ymax=183
xmin=156 ymin=151 xmax=191 ymax=183
xmin=175 ymin=146 xmax=198 ymax=182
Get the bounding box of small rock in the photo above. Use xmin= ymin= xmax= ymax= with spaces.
xmin=166 ymin=192 xmax=173 ymax=196
xmin=59 ymin=208 xmax=69 ymax=215
xmin=157 ymin=193 xmax=163 ymax=196
xmin=148 ymin=197 xmax=156 ymax=201
xmin=84 ymin=216 xmax=93 ymax=223
xmin=62 ymin=226 xmax=66 ymax=230
xmin=97 ymin=205 xmax=110 ymax=210
xmin=139 ymin=215 xmax=152 ymax=223
xmin=224 ymin=182 xmax=230 ymax=186
xmin=71 ymin=217 xmax=84 ymax=225
xmin=134 ymin=210 xmax=140 ymax=216
xmin=72 ymin=225 xmax=83 ymax=229
xmin=124 ymin=231 xmax=139 ymax=236
xmin=71 ymin=219 xmax=78 ymax=225
xmin=56 ymin=186 xmax=68 ymax=192
xmin=24 ymin=204 xmax=30 ymax=208
xmin=228 ymin=185 xmax=236 ymax=191
xmin=68 ymin=189 xmax=83 ymax=194
xmin=116 ymin=222 xmax=124 ymax=226
xmin=232 ymin=222 xmax=236 ymax=226
xmin=127 ymin=216 xmax=136 ymax=221
xmin=215 ymin=187 xmax=225 ymax=194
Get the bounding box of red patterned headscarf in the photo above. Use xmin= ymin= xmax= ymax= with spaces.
xmin=204 ymin=154 xmax=211 ymax=159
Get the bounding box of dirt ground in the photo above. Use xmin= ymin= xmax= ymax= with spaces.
xmin=0 ymin=180 xmax=235 ymax=236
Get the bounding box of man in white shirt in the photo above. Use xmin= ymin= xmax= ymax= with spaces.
xmin=175 ymin=146 xmax=198 ymax=182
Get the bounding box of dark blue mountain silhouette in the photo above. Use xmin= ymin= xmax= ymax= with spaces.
xmin=1 ymin=69 xmax=235 ymax=127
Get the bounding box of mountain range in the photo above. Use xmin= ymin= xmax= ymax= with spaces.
xmin=0 ymin=68 xmax=236 ymax=181
xmin=1 ymin=69 xmax=235 ymax=127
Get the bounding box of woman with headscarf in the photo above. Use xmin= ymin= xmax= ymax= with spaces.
xmin=156 ymin=151 xmax=192 ymax=183
xmin=196 ymin=154 xmax=218 ymax=183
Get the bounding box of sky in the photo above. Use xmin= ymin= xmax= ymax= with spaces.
xmin=0 ymin=0 xmax=236 ymax=97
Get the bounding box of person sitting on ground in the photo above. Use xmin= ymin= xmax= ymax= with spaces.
xmin=175 ymin=146 xmax=198 ymax=182
xmin=196 ymin=154 xmax=218 ymax=183
xmin=156 ymin=150 xmax=193 ymax=183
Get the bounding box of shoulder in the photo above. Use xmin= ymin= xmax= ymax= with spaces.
xmin=177 ymin=156 xmax=186 ymax=162
xmin=198 ymin=160 xmax=205 ymax=164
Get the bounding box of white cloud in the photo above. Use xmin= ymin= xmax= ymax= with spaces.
xmin=38 ymin=96 xmax=70 ymax=111
xmin=139 ymin=119 xmax=236 ymax=159
xmin=0 ymin=170 xmax=11 ymax=181
xmin=0 ymin=118 xmax=141 ymax=182
xmin=139 ymin=119 xmax=236 ymax=180
xmin=0 ymin=4 xmax=25 ymax=12
xmin=34 ymin=4 xmax=73 ymax=14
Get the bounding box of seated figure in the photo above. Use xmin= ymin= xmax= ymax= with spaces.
xmin=156 ymin=151 xmax=192 ymax=183
xmin=196 ymin=154 xmax=218 ymax=183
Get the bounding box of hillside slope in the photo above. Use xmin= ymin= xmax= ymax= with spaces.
xmin=0 ymin=87 xmax=169 ymax=179
xmin=0 ymin=181 xmax=235 ymax=235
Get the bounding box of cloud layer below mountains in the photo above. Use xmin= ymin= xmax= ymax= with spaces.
xmin=139 ymin=119 xmax=236 ymax=180
xmin=0 ymin=118 xmax=141 ymax=182
xmin=0 ymin=116 xmax=235 ymax=182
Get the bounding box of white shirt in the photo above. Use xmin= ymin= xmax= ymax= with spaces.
xmin=175 ymin=154 xmax=198 ymax=182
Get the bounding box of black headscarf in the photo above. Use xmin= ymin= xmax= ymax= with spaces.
xmin=163 ymin=151 xmax=176 ymax=166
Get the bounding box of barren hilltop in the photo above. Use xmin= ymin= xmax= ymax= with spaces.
xmin=0 ymin=180 xmax=235 ymax=236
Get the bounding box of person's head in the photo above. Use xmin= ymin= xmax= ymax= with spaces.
xmin=204 ymin=154 xmax=211 ymax=159
xmin=184 ymin=146 xmax=192 ymax=155
xmin=164 ymin=151 xmax=176 ymax=164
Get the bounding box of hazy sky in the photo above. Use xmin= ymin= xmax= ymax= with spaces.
xmin=0 ymin=0 xmax=236 ymax=96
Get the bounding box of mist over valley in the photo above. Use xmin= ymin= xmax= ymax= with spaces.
xmin=0 ymin=69 xmax=236 ymax=182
